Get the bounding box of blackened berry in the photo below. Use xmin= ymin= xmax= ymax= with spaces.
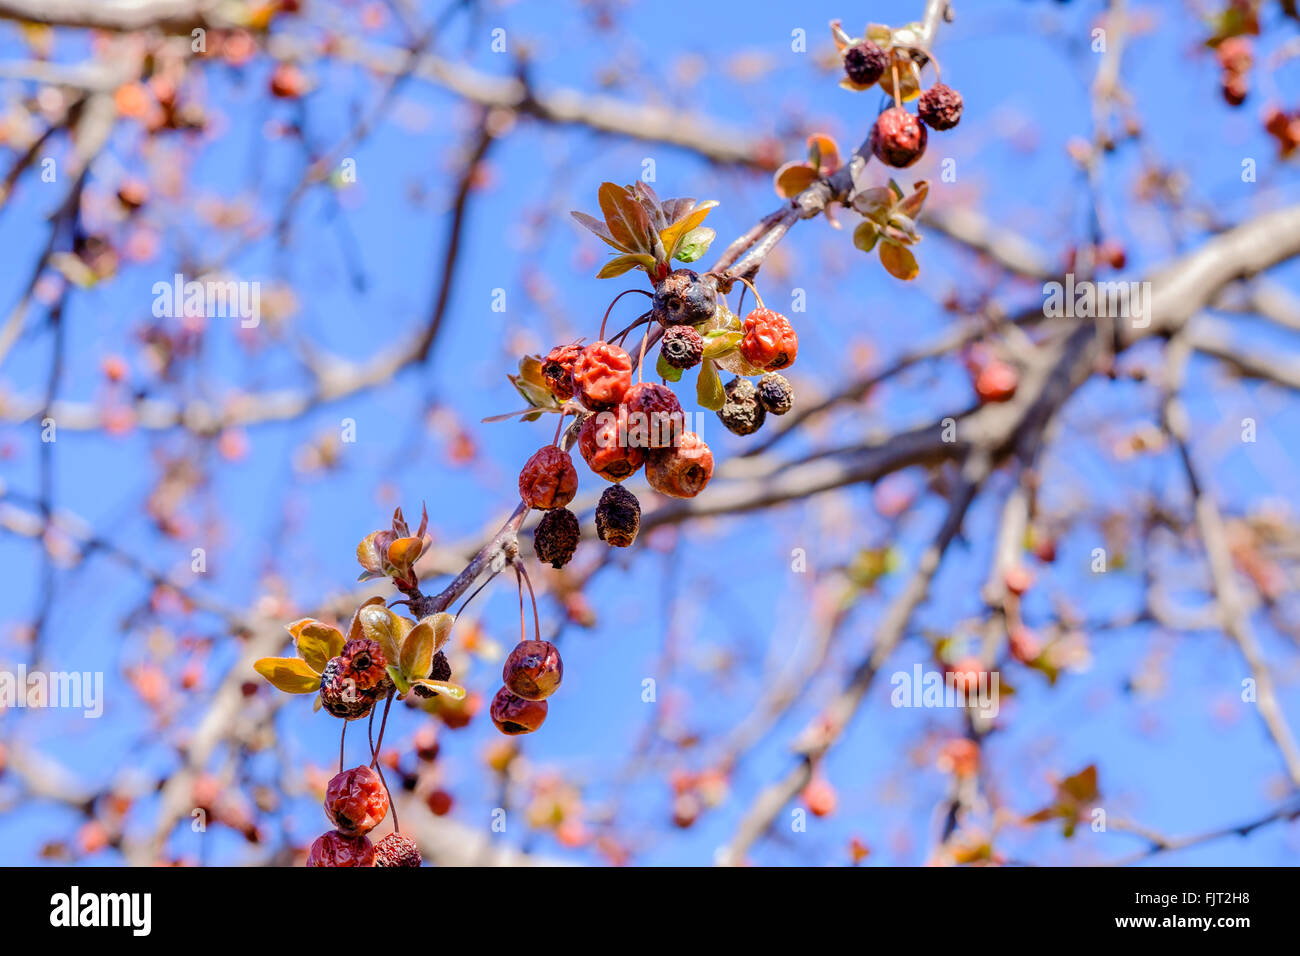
xmin=653 ymin=269 xmax=717 ymax=326
xmin=534 ymin=507 xmax=580 ymax=569
xmin=843 ymin=41 xmax=888 ymax=87
xmin=918 ymin=83 xmax=963 ymax=131
xmin=756 ymin=372 xmax=794 ymax=415
xmin=661 ymin=325 xmax=704 ymax=370
xmin=595 ymin=484 xmax=641 ymax=548
xmin=429 ymin=650 xmax=452 ymax=683
xmin=718 ymin=377 xmax=766 ymax=436
xmin=374 ymin=832 xmax=422 ymax=867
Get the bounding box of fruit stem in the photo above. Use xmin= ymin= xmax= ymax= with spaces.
xmin=635 ymin=321 xmax=651 ymax=383
xmin=552 ymin=408 xmax=567 ymax=446
xmin=516 ymin=561 xmax=541 ymax=643
xmin=370 ymin=690 xmax=399 ymax=832
xmin=734 ymin=275 xmax=765 ymax=311
xmin=891 ymin=57 xmax=903 ymax=110
xmin=338 ymin=721 xmax=346 ymax=774
xmin=599 ymin=288 xmax=652 ymax=341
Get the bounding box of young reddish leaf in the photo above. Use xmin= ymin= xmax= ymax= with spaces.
xmin=355 ymin=532 xmax=386 ymax=574
xmin=387 ymin=535 xmax=424 ymax=569
xmin=427 ymin=612 xmax=455 ymax=652
xmin=598 ymin=182 xmax=653 ymax=255
xmin=773 ymin=161 xmax=819 ymax=199
xmin=660 ymin=197 xmax=698 ymax=225
xmin=254 ymin=657 xmax=323 ymax=694
xmin=597 ymin=252 xmax=656 ymax=279
xmin=347 ymin=596 xmax=387 ymax=643
xmin=879 ymin=242 xmax=919 ymax=280
xmin=895 ymin=180 xmax=929 ymax=220
xmin=632 ymin=180 xmax=668 ymax=229
xmin=570 ymin=210 xmax=626 ymax=251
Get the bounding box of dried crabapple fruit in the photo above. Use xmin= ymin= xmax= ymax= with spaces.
xmin=534 ymin=507 xmax=580 ymax=569
xmin=652 ymin=269 xmax=718 ymax=326
xmin=917 ymin=83 xmax=963 ymax=131
xmin=974 ymin=359 xmax=1018 ymax=403
xmin=869 ymin=106 xmax=928 ymax=168
xmin=502 ymin=640 xmax=564 ymax=701
xmin=578 ymin=406 xmax=645 ymax=482
xmin=756 ymin=372 xmax=794 ymax=415
xmin=843 ymin=40 xmax=889 ymax=87
xmin=660 ymin=325 xmax=704 ymax=369
xmin=645 ymin=432 xmax=714 ymax=499
xmin=718 ymin=376 xmax=766 ymax=436
xmin=374 ymin=832 xmax=422 ymax=867
xmin=738 ymin=308 xmax=798 ymax=371
xmin=623 ymin=381 xmax=684 ymax=449
xmin=572 ymin=341 xmax=633 ymax=409
xmin=541 ymin=343 xmax=584 ymax=400
xmin=518 ymin=445 xmax=579 ymax=510
xmin=324 ymin=765 xmax=390 ymax=835
xmin=490 ymin=686 xmax=548 ymax=735
xmin=306 ymin=830 xmax=375 ymax=867
xmin=595 ymin=484 xmax=641 ymax=547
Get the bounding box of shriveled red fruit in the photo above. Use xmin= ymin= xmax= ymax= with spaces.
xmin=645 ymin=432 xmax=714 ymax=499
xmin=660 ymin=325 xmax=704 ymax=369
xmin=324 ymin=765 xmax=389 ymax=835
xmin=738 ymin=308 xmax=798 ymax=371
xmin=917 ymin=83 xmax=963 ymax=131
xmin=306 ymin=830 xmax=374 ymax=867
xmin=541 ymin=343 xmax=584 ymax=400
xmin=426 ymin=789 xmax=453 ymax=816
xmin=974 ymin=359 xmax=1018 ymax=403
xmin=869 ymin=106 xmax=928 ymax=168
xmin=1004 ymin=565 xmax=1034 ymax=597
xmin=578 ymin=406 xmax=645 ymax=482
xmin=490 ymin=687 xmax=548 ymax=735
xmin=374 ymin=832 xmax=422 ymax=867
xmin=319 ymin=638 xmax=392 ymax=720
xmin=503 ymin=640 xmax=563 ymax=700
xmin=947 ymin=657 xmax=987 ymax=696
xmin=1009 ymin=626 xmax=1042 ymax=664
xmin=623 ymin=382 xmax=684 ymax=449
xmin=572 ymin=341 xmax=633 ymax=409
xmin=518 ymin=446 xmax=578 ymax=510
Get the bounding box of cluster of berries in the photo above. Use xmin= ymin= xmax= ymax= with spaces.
xmin=307 ymin=765 xmax=422 ymax=867
xmin=834 ymin=22 xmax=964 ymax=169
xmin=490 ymin=639 xmax=564 ymax=736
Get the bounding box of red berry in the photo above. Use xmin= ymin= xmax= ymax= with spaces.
xmin=1009 ymin=626 xmax=1042 ymax=664
xmin=974 ymin=359 xmax=1018 ymax=403
xmin=869 ymin=107 xmax=928 ymax=168
xmin=374 ymin=832 xmax=422 ymax=867
xmin=738 ymin=308 xmax=798 ymax=371
xmin=541 ymin=343 xmax=584 ymax=400
xmin=623 ymin=382 xmax=684 ymax=449
xmin=324 ymin=765 xmax=390 ymax=835
xmin=645 ymin=431 xmax=714 ymax=499
xmin=490 ymin=687 xmax=548 ymax=735
xmin=518 ymin=446 xmax=578 ymax=510
xmin=947 ymin=657 xmax=986 ymax=696
xmin=269 ymin=61 xmax=306 ymax=99
xmin=572 ymin=341 xmax=633 ymax=409
xmin=801 ymin=776 xmax=837 ymax=817
xmin=503 ymin=640 xmax=563 ymax=701
xmin=306 ymin=830 xmax=374 ymax=866
xmin=578 ymin=406 xmax=645 ymax=482
xmin=425 ymin=789 xmax=454 ymax=816
xmin=1004 ymin=565 xmax=1034 ymax=597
